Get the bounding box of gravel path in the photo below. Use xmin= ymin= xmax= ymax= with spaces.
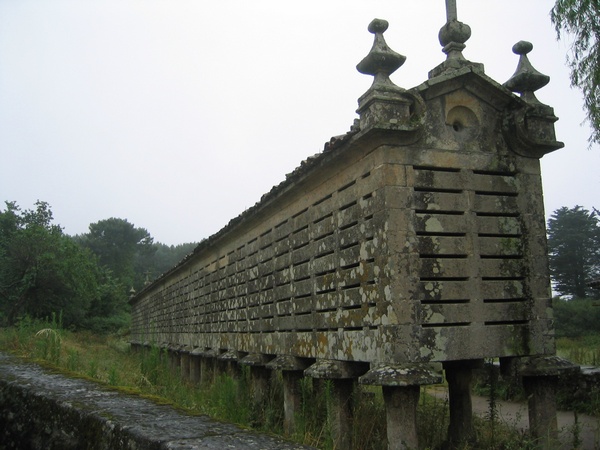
xmin=427 ymin=386 xmax=600 ymax=449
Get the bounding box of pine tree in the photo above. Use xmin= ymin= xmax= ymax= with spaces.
xmin=547 ymin=205 xmax=600 ymax=298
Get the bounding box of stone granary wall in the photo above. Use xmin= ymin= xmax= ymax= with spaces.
xmin=130 ymin=12 xmax=569 ymax=450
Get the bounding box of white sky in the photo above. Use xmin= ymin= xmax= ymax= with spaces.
xmin=1 ymin=0 xmax=598 ymax=246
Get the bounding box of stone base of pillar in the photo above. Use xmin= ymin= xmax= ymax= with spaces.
xmin=282 ymin=370 xmax=303 ymax=436
xmin=382 ymin=385 xmax=420 ymax=450
xmin=520 ymin=356 xmax=579 ymax=447
xmin=330 ymin=378 xmax=355 ymax=450
xmin=443 ymin=359 xmax=482 ymax=446
xmin=359 ymin=362 xmax=442 ymax=450
xmin=304 ymin=359 xmax=369 ymax=450
xmin=189 ymin=349 xmax=202 ymax=384
xmin=266 ymin=355 xmax=313 ymax=436
xmin=199 ymin=349 xmax=220 ymax=385
xmin=180 ymin=350 xmax=191 ymax=382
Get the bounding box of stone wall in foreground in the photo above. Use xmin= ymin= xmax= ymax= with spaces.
xmin=0 ymin=353 xmax=311 ymax=450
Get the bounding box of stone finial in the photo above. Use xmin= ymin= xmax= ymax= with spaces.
xmin=504 ymin=41 xmax=550 ymax=105
xmin=502 ymin=41 xmax=564 ymax=157
xmin=357 ymin=18 xmax=406 ymax=90
xmin=438 ymin=0 xmax=471 ymax=62
xmin=428 ymin=0 xmax=482 ymax=78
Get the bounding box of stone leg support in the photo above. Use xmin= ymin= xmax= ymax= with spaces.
xmin=359 ymin=362 xmax=442 ymax=450
xmin=523 ymin=375 xmax=558 ymax=446
xmin=444 ymin=360 xmax=478 ymax=446
xmin=168 ymin=351 xmax=181 ymax=376
xmin=189 ymin=355 xmax=201 ymax=384
xmin=330 ymin=378 xmax=354 ymax=450
xmin=200 ymin=357 xmax=214 ymax=385
xmin=520 ymin=356 xmax=579 ymax=448
xmin=382 ymin=385 xmax=420 ymax=450
xmin=266 ymin=355 xmax=313 ymax=437
xmin=180 ymin=352 xmax=190 ymax=381
xmin=304 ymin=359 xmax=370 ymax=450
xmin=249 ymin=365 xmax=270 ymax=406
xmin=282 ymin=370 xmax=303 ymax=436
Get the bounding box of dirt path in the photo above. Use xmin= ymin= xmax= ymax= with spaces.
xmin=427 ymin=387 xmax=600 ymax=449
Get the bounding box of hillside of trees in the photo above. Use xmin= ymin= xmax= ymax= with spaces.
xmin=0 ymin=201 xmax=196 ymax=332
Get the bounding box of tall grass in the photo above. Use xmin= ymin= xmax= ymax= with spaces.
xmin=0 ymin=322 xmax=550 ymax=449
xmin=557 ymin=336 xmax=600 ymax=366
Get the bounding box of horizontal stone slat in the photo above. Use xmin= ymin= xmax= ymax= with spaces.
xmin=477 ymin=216 xmax=522 ymax=236
xmin=419 ymin=258 xmax=469 ymax=279
xmin=478 ymin=236 xmax=523 ymax=257
xmin=414 ymin=213 xmax=467 ymax=235
xmin=412 ymin=191 xmax=467 ymax=212
xmin=417 ymin=235 xmax=467 ymax=255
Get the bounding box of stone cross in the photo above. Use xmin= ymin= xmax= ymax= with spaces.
xmin=446 ymin=0 xmax=457 ymax=21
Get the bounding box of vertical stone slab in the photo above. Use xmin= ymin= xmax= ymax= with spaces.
xmin=523 ymin=375 xmax=558 ymax=446
xmin=520 ymin=356 xmax=578 ymax=448
xmin=199 ymin=349 xmax=220 ymax=385
xmin=239 ymin=353 xmax=274 ymax=425
xmin=189 ymin=348 xmax=202 ymax=384
xmin=266 ymin=355 xmax=313 ymax=437
xmin=382 ymin=385 xmax=420 ymax=450
xmin=305 ymin=360 xmax=369 ymax=450
xmin=359 ymin=363 xmax=442 ymax=450
xmin=168 ymin=346 xmax=181 ymax=376
xmin=218 ymin=350 xmax=242 ymax=379
xmin=180 ymin=349 xmax=191 ymax=382
xmin=330 ymin=378 xmax=355 ymax=450
xmin=520 ymin=356 xmax=579 ymax=449
xmin=282 ymin=370 xmax=303 ymax=436
xmin=443 ymin=360 xmax=481 ymax=446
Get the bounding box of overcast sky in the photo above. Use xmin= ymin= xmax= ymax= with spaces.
xmin=1 ymin=0 xmax=598 ymax=246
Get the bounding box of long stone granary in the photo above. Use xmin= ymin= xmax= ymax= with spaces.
xmin=130 ymin=8 xmax=571 ymax=450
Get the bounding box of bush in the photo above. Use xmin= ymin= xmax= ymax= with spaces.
xmin=553 ymin=297 xmax=600 ymax=338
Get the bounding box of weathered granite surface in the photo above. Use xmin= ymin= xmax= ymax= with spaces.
xmin=0 ymin=353 xmax=313 ymax=450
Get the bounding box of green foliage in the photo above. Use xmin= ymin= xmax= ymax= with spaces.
xmin=150 ymin=242 xmax=197 ymax=278
xmin=0 ymin=201 xmax=99 ymax=327
xmin=1 ymin=328 xmax=565 ymax=450
xmin=547 ymin=206 xmax=600 ymax=299
xmin=553 ymin=297 xmax=600 ymax=337
xmin=551 ymin=0 xmax=600 ymax=147
xmin=76 ymin=217 xmax=155 ymax=291
xmin=34 ymin=312 xmax=63 ymax=363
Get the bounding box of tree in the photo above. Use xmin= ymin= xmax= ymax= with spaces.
xmin=0 ymin=201 xmax=99 ymax=326
xmin=150 ymin=242 xmax=197 ymax=278
xmin=77 ymin=218 xmax=155 ymax=291
xmin=551 ymin=0 xmax=600 ymax=147
xmin=547 ymin=205 xmax=600 ymax=298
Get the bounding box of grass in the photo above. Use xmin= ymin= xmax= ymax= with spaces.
xmin=557 ymin=335 xmax=600 ymax=366
xmin=0 ymin=318 xmax=561 ymax=449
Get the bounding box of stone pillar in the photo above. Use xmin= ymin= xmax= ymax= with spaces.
xmin=499 ymin=356 xmax=520 ymax=398
xmin=359 ymin=363 xmax=442 ymax=450
xmin=282 ymin=370 xmax=303 ymax=436
xmin=520 ymin=356 xmax=579 ymax=448
xmin=130 ymin=342 xmax=142 ymax=353
xmin=523 ymin=375 xmax=558 ymax=444
xmin=189 ymin=348 xmax=202 ymax=384
xmin=305 ymin=359 xmax=369 ymax=450
xmin=239 ymin=354 xmax=274 ymax=409
xmin=266 ymin=355 xmax=313 ymax=436
xmin=168 ymin=345 xmax=181 ymax=376
xmin=218 ymin=350 xmax=243 ymax=379
xmin=199 ymin=349 xmax=220 ymax=385
xmin=180 ymin=347 xmax=191 ymax=382
xmin=443 ymin=359 xmax=482 ymax=446
xmin=382 ymin=385 xmax=420 ymax=450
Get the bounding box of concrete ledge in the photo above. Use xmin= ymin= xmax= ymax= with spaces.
xmin=0 ymin=353 xmax=313 ymax=450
